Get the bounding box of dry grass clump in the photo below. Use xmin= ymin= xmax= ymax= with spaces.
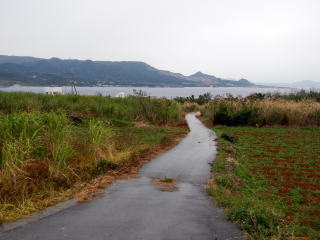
xmin=152 ymin=178 xmax=180 ymax=186
xmin=258 ymin=99 xmax=320 ymax=126
xmin=152 ymin=178 xmax=180 ymax=192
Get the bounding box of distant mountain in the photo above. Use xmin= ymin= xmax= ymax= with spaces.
xmin=0 ymin=55 xmax=42 ymax=65
xmin=288 ymin=80 xmax=320 ymax=88
xmin=188 ymin=71 xmax=254 ymax=87
xmin=263 ymin=80 xmax=320 ymax=88
xmin=0 ymin=55 xmax=256 ymax=87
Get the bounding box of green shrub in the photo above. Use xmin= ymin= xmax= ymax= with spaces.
xmin=227 ymin=201 xmax=282 ymax=238
xmin=267 ymin=110 xmax=288 ymax=125
xmin=231 ymin=108 xmax=252 ymax=126
xmin=221 ymin=133 xmax=236 ymax=143
xmin=213 ymin=103 xmax=233 ymax=125
xmin=94 ymin=159 xmax=117 ymax=175
xmin=212 ymin=104 xmax=256 ymax=126
xmin=174 ymin=92 xmax=212 ymax=105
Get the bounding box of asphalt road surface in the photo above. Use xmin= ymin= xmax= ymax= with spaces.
xmin=0 ymin=113 xmax=246 ymax=240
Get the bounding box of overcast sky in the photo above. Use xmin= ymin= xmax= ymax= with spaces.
xmin=0 ymin=0 xmax=319 ymax=83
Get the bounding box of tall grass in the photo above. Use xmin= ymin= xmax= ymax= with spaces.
xmin=0 ymin=114 xmax=41 ymax=178
xmin=0 ymin=112 xmax=114 ymax=202
xmin=87 ymin=120 xmax=114 ymax=162
xmin=202 ymin=99 xmax=320 ymax=127
xmin=247 ymin=89 xmax=320 ymax=102
xmin=0 ymin=92 xmax=181 ymax=124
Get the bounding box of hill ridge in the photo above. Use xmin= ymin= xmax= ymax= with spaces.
xmin=0 ymin=55 xmax=255 ymax=87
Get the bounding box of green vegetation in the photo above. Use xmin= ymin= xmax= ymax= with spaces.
xmin=201 ymin=99 xmax=320 ymax=127
xmin=0 ymin=92 xmax=186 ymax=223
xmin=208 ymin=127 xmax=320 ymax=239
xmin=0 ymin=92 xmax=180 ymax=124
xmin=175 ymin=90 xmax=320 ymax=107
xmin=174 ymin=92 xmax=213 ymax=105
xmin=247 ymin=90 xmax=320 ymax=102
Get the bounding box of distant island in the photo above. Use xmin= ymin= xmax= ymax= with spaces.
xmin=0 ymin=55 xmax=256 ymax=87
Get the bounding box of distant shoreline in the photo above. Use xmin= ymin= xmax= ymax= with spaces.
xmin=0 ymin=84 xmax=289 ymax=89
xmin=0 ymin=85 xmax=304 ymax=99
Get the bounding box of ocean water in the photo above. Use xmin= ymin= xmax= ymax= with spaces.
xmin=0 ymin=86 xmax=294 ymax=98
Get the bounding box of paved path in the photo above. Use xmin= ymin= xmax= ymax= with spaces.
xmin=0 ymin=113 xmax=245 ymax=240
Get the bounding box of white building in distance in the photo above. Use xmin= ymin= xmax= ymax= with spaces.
xmin=44 ymin=87 xmax=63 ymax=95
xmin=115 ymin=92 xmax=126 ymax=98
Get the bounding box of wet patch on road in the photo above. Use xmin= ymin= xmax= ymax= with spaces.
xmin=152 ymin=178 xmax=180 ymax=186
xmin=152 ymin=178 xmax=180 ymax=192
xmin=159 ymin=186 xmax=177 ymax=192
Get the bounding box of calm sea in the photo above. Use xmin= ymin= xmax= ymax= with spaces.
xmin=0 ymin=86 xmax=294 ymax=98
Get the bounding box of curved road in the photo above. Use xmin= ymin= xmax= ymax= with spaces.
xmin=0 ymin=113 xmax=245 ymax=240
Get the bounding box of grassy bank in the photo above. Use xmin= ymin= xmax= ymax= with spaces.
xmin=208 ymin=127 xmax=320 ymax=239
xmin=0 ymin=92 xmax=180 ymax=124
xmin=201 ymin=99 xmax=320 ymax=127
xmin=0 ymin=92 xmax=187 ymax=223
